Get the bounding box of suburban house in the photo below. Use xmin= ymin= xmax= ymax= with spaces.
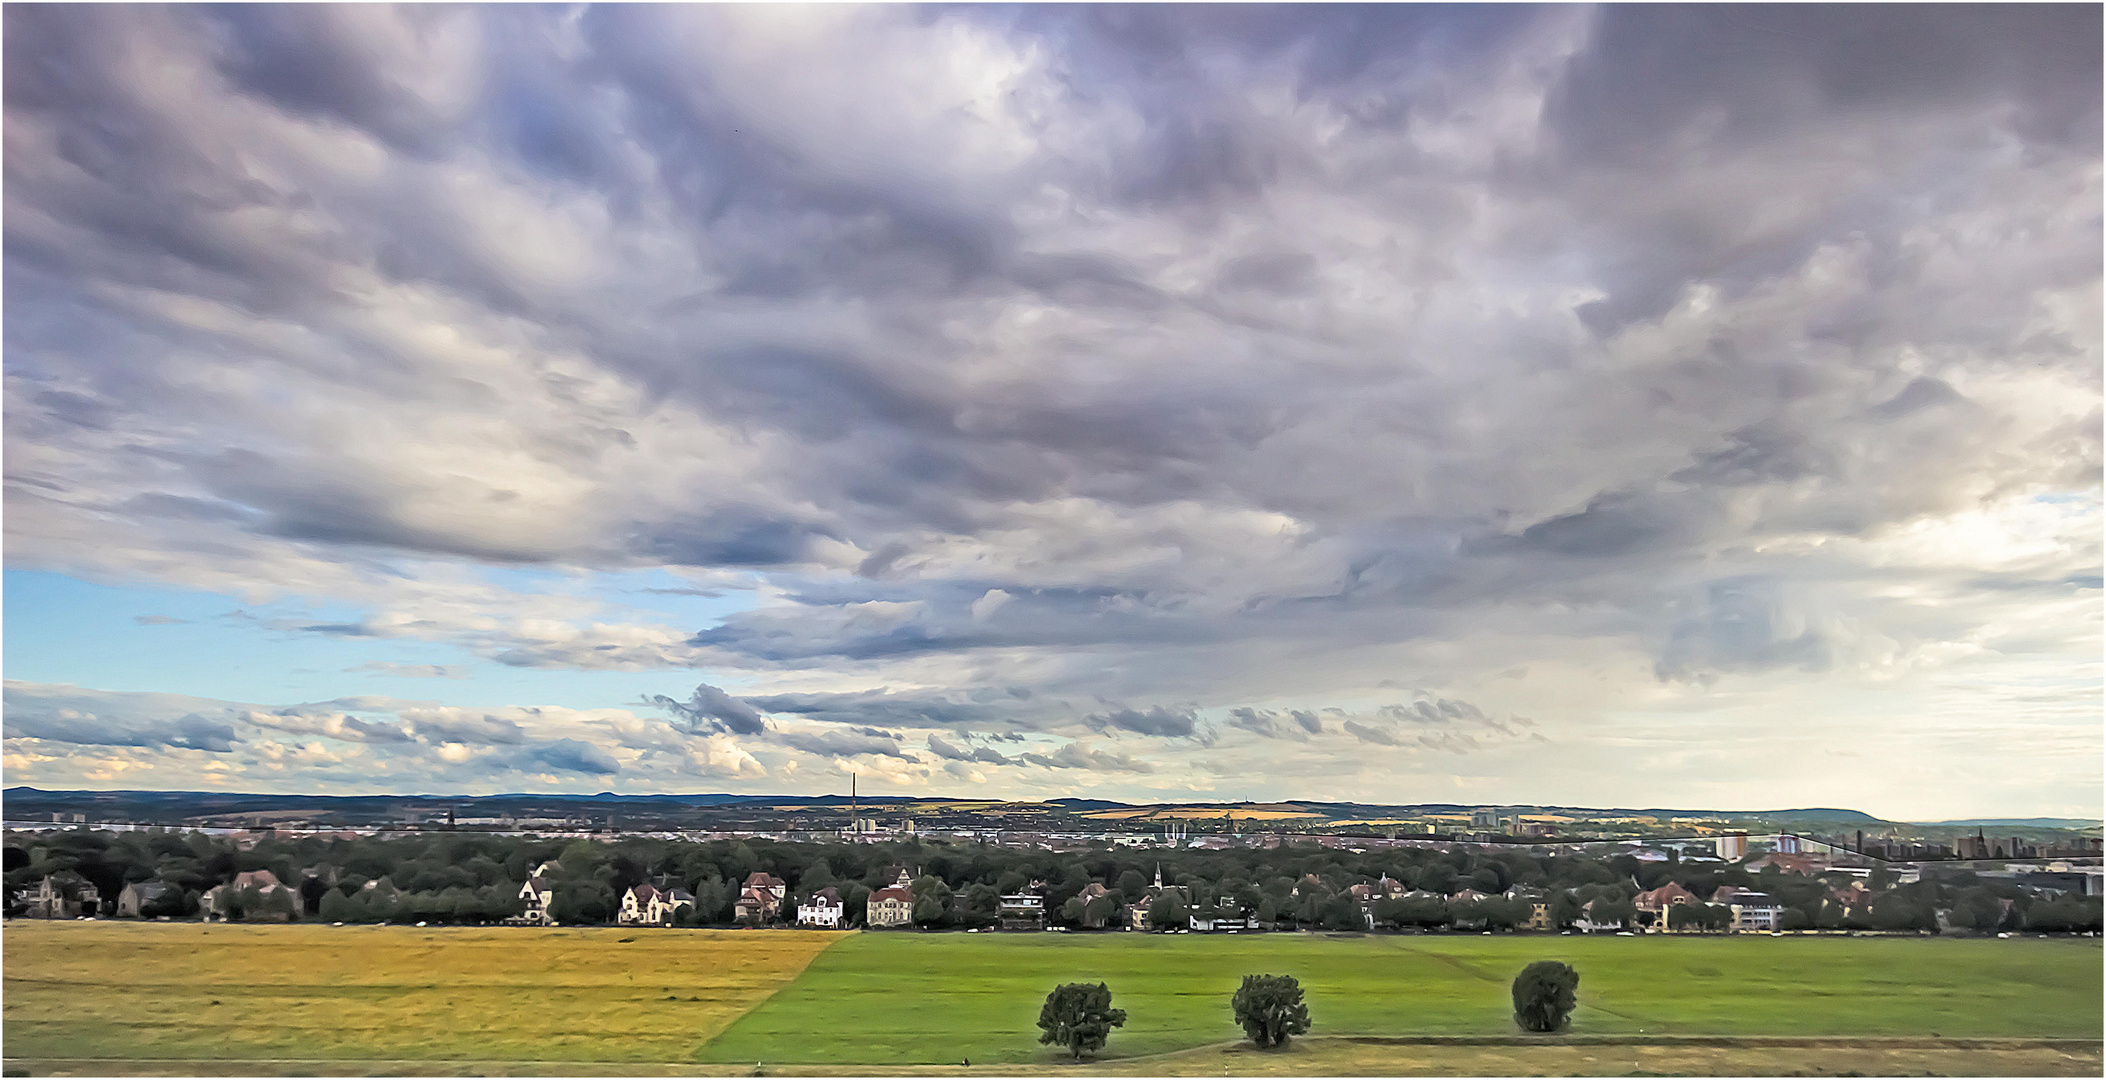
xmin=20 ymin=872 xmax=102 ymax=919
xmin=200 ymin=869 xmax=299 ymax=922
xmin=797 ymin=886 xmax=845 ymax=929
xmin=1506 ymin=887 xmax=1555 ymax=931
xmin=1190 ymin=904 xmax=1250 ymax=932
xmin=997 ymin=882 xmax=1045 ymax=931
xmin=1633 ymin=881 xmax=1699 ymax=924
xmin=508 ymin=862 xmax=558 ymax=926
xmin=734 ymin=872 xmax=789 ymax=924
xmin=619 ymin=882 xmax=695 ymax=927
xmin=1827 ymin=881 xmax=1874 ymax=916
xmin=1071 ymin=881 xmax=1118 ymax=929
xmin=1712 ymin=887 xmax=1785 ymax=932
xmin=1574 ymin=898 xmax=1625 ymax=932
xmin=116 ymin=880 xmax=171 ymax=918
xmin=1128 ymin=865 xmax=1189 ymax=930
xmin=866 ymin=870 xmax=916 ymax=929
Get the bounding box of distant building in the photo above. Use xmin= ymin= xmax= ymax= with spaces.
xmin=797 ymin=886 xmax=845 ymax=929
xmin=1712 ymin=887 xmax=1784 ymax=932
xmin=1715 ymin=833 xmax=1748 ymax=860
xmin=1633 ymin=881 xmax=1699 ymax=920
xmin=998 ymin=883 xmax=1045 ymax=931
xmin=1470 ymin=808 xmax=1501 ymax=830
xmin=508 ymin=862 xmax=557 ymax=926
xmin=620 ymin=883 xmax=694 ymax=926
xmin=116 ymin=881 xmax=171 ymax=918
xmin=1776 ymin=834 xmax=1802 ymax=855
xmin=866 ymin=871 xmax=916 ymax=929
xmin=1574 ymin=898 xmax=1623 ymax=933
xmin=20 ymin=872 xmax=101 ymax=919
xmin=200 ymin=869 xmax=298 ymax=922
xmin=1129 ymin=865 xmax=1188 ymax=930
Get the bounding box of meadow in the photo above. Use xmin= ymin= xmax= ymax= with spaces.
xmin=2 ymin=921 xmax=838 ymax=1064
xmin=3 ymin=922 xmax=2099 ymax=1076
xmin=700 ymin=931 xmax=2104 ymax=1065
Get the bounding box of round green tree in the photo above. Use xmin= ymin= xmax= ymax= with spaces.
xmin=1231 ymin=974 xmax=1310 ymax=1048
xmin=1036 ymin=982 xmax=1126 ymax=1060
xmin=1512 ymin=960 xmax=1579 ymax=1033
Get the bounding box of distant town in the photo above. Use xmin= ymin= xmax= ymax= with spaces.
xmin=7 ymin=787 xmax=2099 ymax=935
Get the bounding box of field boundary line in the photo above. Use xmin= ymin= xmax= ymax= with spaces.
xmin=13 ymin=1034 xmax=2101 ymax=1072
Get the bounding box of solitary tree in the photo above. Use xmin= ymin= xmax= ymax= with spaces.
xmin=1037 ymin=982 xmax=1126 ymax=1060
xmin=1512 ymin=961 xmax=1579 ymax=1033
xmin=1231 ymin=974 xmax=1310 ymax=1048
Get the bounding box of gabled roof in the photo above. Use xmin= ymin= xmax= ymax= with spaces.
xmin=744 ymin=872 xmax=786 ymax=889
xmin=807 ymin=886 xmax=842 ymax=904
xmin=232 ymin=869 xmax=284 ymax=891
xmin=629 ymin=883 xmax=661 ymax=904
xmin=1637 ymin=881 xmax=1698 ymax=908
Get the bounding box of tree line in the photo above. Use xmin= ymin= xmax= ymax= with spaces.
xmin=4 ymin=827 xmax=2097 ymax=934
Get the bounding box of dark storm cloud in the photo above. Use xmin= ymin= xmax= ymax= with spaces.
xmin=774 ymin=728 xmax=910 ymax=760
xmin=647 ymin=683 xmax=770 ymax=736
xmin=524 ymin=738 xmax=620 ymax=776
xmin=1225 ymin=707 xmax=1321 ymax=741
xmin=742 ymin=688 xmax=1033 ymax=729
xmin=1019 ymin=742 xmax=1155 ymax=774
xmin=7 ymin=709 xmax=239 ymax=753
xmin=1084 ymin=704 xmax=1200 ymax=739
xmin=925 ymin=733 xmax=1016 ymax=765
xmin=404 ymin=712 xmax=528 ymax=746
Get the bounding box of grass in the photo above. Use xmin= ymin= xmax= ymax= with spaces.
xmin=699 ymin=932 xmax=2104 ymax=1066
xmin=5 ymin=923 xmax=2099 ymax=1076
xmin=10 ymin=1039 xmax=2104 ymax=1077
xmin=1 ymin=921 xmax=841 ymax=1063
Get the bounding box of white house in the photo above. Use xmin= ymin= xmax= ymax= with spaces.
xmin=797 ymin=886 xmax=845 ymax=929
xmin=867 ymin=869 xmax=916 ymax=928
xmin=619 ymin=883 xmax=695 ymax=927
xmin=508 ymin=862 xmax=557 ymax=926
xmin=1713 ymin=887 xmax=1785 ymax=932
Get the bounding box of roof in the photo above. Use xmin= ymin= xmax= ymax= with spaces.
xmin=745 ymin=872 xmax=786 ymax=888
xmin=808 ymin=886 xmax=842 ymax=904
xmin=1637 ymin=881 xmax=1698 ymax=908
xmin=629 ymin=884 xmax=660 ymax=903
xmin=870 ymin=886 xmax=914 ymax=904
xmin=232 ymin=869 xmax=283 ymax=890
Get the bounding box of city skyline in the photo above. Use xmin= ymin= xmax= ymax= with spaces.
xmin=4 ymin=5 xmax=2100 ymax=819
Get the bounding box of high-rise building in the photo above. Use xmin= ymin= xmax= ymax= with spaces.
xmin=1776 ymin=834 xmax=1801 ymax=854
xmin=1715 ymin=832 xmax=1747 ymax=860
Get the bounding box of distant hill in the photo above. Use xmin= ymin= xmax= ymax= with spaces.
xmin=1914 ymin=817 xmax=2102 ymax=829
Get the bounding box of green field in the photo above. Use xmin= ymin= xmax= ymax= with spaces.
xmin=702 ymin=932 xmax=2104 ymax=1066
xmin=4 ymin=923 xmax=2100 ymax=1076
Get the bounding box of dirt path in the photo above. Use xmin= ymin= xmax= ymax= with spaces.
xmin=11 ymin=1035 xmax=2101 ymax=1077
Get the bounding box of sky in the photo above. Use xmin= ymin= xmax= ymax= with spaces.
xmin=2 ymin=5 xmax=2100 ymax=820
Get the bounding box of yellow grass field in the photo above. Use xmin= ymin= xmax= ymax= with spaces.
xmin=2 ymin=921 xmax=842 ymax=1064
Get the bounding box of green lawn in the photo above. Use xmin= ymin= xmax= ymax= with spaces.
xmin=699 ymin=932 xmax=2104 ymax=1066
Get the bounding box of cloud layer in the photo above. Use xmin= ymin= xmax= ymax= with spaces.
xmin=3 ymin=6 xmax=2098 ymax=816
